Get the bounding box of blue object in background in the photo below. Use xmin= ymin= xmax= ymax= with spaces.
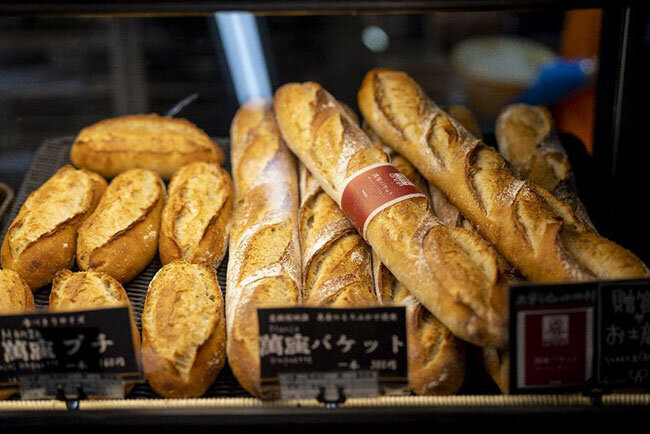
xmin=518 ymin=58 xmax=596 ymax=106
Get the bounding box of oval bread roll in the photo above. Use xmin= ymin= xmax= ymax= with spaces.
xmin=159 ymin=162 xmax=233 ymax=268
xmin=49 ymin=269 xmax=141 ymax=397
xmin=142 ymin=260 xmax=226 ymax=398
xmin=0 ymin=268 xmax=35 ymax=315
xmin=1 ymin=166 xmax=107 ymax=289
xmin=77 ymin=169 xmax=165 ymax=283
xmin=0 ymin=269 xmax=35 ymax=399
xmin=71 ymin=114 xmax=225 ymax=180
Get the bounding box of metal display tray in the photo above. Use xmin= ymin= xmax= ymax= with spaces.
xmin=0 ymin=136 xmax=648 ymax=428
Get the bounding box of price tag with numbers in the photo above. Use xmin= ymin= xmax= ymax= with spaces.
xmin=0 ymin=307 xmax=140 ymax=399
xmin=257 ymin=307 xmax=408 ymax=401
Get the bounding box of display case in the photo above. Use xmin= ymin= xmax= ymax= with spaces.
xmin=1 ymin=1 xmax=649 ymax=429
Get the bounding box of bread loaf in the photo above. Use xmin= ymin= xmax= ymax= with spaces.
xmin=446 ymin=105 xmax=483 ymax=140
xmin=358 ymin=68 xmax=649 ymax=282
xmin=299 ymin=165 xmax=375 ymax=306
xmin=71 ymin=114 xmax=225 ymax=180
xmin=227 ymin=101 xmax=302 ymax=396
xmin=274 ymin=82 xmax=508 ymax=348
xmin=1 ymin=166 xmax=107 ymax=289
xmin=496 ymin=104 xmax=594 ymax=228
xmin=159 ymin=162 xmax=233 ymax=267
xmin=77 ymin=169 xmax=165 ymax=283
xmin=479 ymin=346 xmax=509 ymax=394
xmin=0 ymin=269 xmax=35 ymax=399
xmin=142 ymin=260 xmax=226 ymax=398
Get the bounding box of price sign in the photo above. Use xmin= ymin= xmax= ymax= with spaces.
xmin=597 ymin=280 xmax=650 ymax=387
xmin=0 ymin=307 xmax=140 ymax=399
xmin=258 ymin=307 xmax=408 ymax=401
xmin=509 ymin=282 xmax=596 ymax=393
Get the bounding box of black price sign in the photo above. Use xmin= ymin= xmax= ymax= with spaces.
xmin=258 ymin=307 xmax=408 ymax=401
xmin=509 ymin=278 xmax=650 ymax=394
xmin=0 ymin=307 xmax=140 ymax=398
xmin=597 ymin=280 xmax=650 ymax=387
xmin=509 ymin=282 xmax=596 ymax=394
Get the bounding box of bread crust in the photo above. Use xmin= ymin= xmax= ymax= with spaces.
xmin=77 ymin=169 xmax=165 ymax=283
xmin=71 ymin=114 xmax=225 ymax=180
xmin=0 ymin=269 xmax=35 ymax=315
xmin=274 ymin=83 xmax=508 ymax=348
xmin=299 ymin=165 xmax=375 ymax=307
xmin=496 ymin=104 xmax=594 ymax=229
xmin=227 ymin=101 xmax=302 ymax=397
xmin=358 ymin=68 xmax=649 ymax=282
xmin=159 ymin=162 xmax=233 ymax=268
xmin=1 ymin=166 xmax=107 ymax=289
xmin=142 ymin=261 xmax=226 ymax=398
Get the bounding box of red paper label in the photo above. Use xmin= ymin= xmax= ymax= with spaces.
xmin=340 ymin=163 xmax=426 ymax=238
xmin=516 ymin=307 xmax=593 ymax=389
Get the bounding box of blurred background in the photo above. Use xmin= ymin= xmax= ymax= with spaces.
xmin=0 ymin=10 xmax=601 ymax=191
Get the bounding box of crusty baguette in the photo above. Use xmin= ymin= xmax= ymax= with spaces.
xmin=372 ymin=252 xmax=466 ymax=395
xmin=299 ymin=165 xmax=375 ymax=306
xmin=71 ymin=114 xmax=225 ymax=180
xmin=1 ymin=166 xmax=107 ymax=289
xmin=496 ymin=104 xmax=594 ymax=229
xmin=0 ymin=269 xmax=34 ymax=399
xmin=142 ymin=260 xmax=226 ymax=398
xmin=227 ymin=101 xmax=302 ymax=396
xmin=446 ymin=105 xmax=483 ymax=140
xmin=274 ymin=82 xmax=508 ymax=348
xmin=77 ymin=169 xmax=165 ymax=283
xmin=159 ymin=162 xmax=233 ymax=267
xmin=479 ymin=346 xmax=509 ymax=394
xmin=358 ymin=68 xmax=649 ymax=282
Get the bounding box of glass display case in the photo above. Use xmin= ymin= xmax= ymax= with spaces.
xmin=1 ymin=1 xmax=649 ymax=429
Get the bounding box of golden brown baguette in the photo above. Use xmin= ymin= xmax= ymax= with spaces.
xmin=496 ymin=104 xmax=593 ymax=228
xmin=446 ymin=105 xmax=483 ymax=140
xmin=274 ymin=82 xmax=508 ymax=348
xmin=227 ymin=101 xmax=302 ymax=396
xmin=479 ymin=346 xmax=509 ymax=394
xmin=372 ymin=252 xmax=466 ymax=395
xmin=0 ymin=269 xmax=35 ymax=399
xmin=1 ymin=166 xmax=107 ymax=289
xmin=159 ymin=162 xmax=233 ymax=268
xmin=142 ymin=260 xmax=226 ymax=398
xmin=77 ymin=169 xmax=165 ymax=283
xmin=299 ymin=165 xmax=375 ymax=307
xmin=358 ymin=68 xmax=649 ymax=282
xmin=71 ymin=114 xmax=225 ymax=180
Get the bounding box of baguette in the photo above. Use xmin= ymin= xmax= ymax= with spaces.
xmin=496 ymin=104 xmax=594 ymax=229
xmin=358 ymin=68 xmax=649 ymax=282
xmin=71 ymin=114 xmax=225 ymax=180
xmin=77 ymin=169 xmax=165 ymax=283
xmin=0 ymin=269 xmax=35 ymax=399
xmin=274 ymin=82 xmax=508 ymax=348
xmin=1 ymin=166 xmax=107 ymax=289
xmin=159 ymin=162 xmax=233 ymax=268
xmin=446 ymin=105 xmax=483 ymax=140
xmin=142 ymin=260 xmax=226 ymax=398
xmin=227 ymin=101 xmax=302 ymax=396
xmin=299 ymin=165 xmax=375 ymax=306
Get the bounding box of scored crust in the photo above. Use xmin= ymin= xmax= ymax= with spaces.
xmin=159 ymin=162 xmax=233 ymax=268
xmin=71 ymin=114 xmax=225 ymax=180
xmin=227 ymin=101 xmax=301 ymax=397
xmin=0 ymin=269 xmax=35 ymax=314
xmin=77 ymin=169 xmax=165 ymax=283
xmin=1 ymin=165 xmax=107 ymax=289
xmin=142 ymin=260 xmax=225 ymax=398
xmin=49 ymin=269 xmax=130 ymax=311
